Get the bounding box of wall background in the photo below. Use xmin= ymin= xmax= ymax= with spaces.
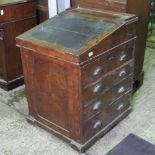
xmin=48 ymin=0 xmax=70 ymax=18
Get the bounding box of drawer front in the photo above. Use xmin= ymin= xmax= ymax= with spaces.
xmin=82 ymin=40 xmax=134 ymax=86
xmin=84 ymin=61 xmax=133 ymax=120
xmin=79 ymin=27 xmax=136 ymax=63
xmin=83 ymin=92 xmax=131 ymax=140
xmin=112 ymin=60 xmax=134 ymax=85
xmin=83 ymin=70 xmax=133 ymax=105
xmin=0 ymin=1 xmax=36 ymax=22
xmin=0 ymin=6 xmax=12 ymax=20
xmin=83 ymin=77 xmax=132 ymax=121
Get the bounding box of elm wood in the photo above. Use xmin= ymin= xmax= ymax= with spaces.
xmin=70 ymin=108 xmax=132 ymax=152
xmin=82 ymin=40 xmax=135 ymax=86
xmin=21 ymin=48 xmax=83 ymax=140
xmin=27 ymin=105 xmax=131 ymax=152
xmin=83 ymin=75 xmax=132 ymax=105
xmin=0 ymin=0 xmax=36 ymax=90
xmin=83 ymin=90 xmax=131 ymax=121
xmin=84 ymin=92 xmax=131 ymax=140
xmin=16 ymin=8 xmax=137 ymax=152
xmin=37 ymin=0 xmax=49 ymax=24
xmin=83 ymin=60 xmax=134 ymax=91
xmin=71 ymin=0 xmax=151 ymax=90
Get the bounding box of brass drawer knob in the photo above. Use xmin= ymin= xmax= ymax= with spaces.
xmin=93 ymin=120 xmax=102 ymax=129
xmin=93 ymin=83 xmax=103 ymax=93
xmin=119 ymin=54 xmax=127 ymax=61
xmin=93 ymin=67 xmax=103 ymax=76
xmin=119 ymin=69 xmax=127 ymax=77
xmin=118 ymin=86 xmax=125 ymax=94
xmin=93 ymin=101 xmax=102 ymax=111
xmin=117 ymin=103 xmax=124 ymax=111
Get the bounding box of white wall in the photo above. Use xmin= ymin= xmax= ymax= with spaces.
xmin=57 ymin=0 xmax=70 ymax=13
xmin=48 ymin=0 xmax=71 ymax=18
xmin=48 ymin=0 xmax=57 ymax=18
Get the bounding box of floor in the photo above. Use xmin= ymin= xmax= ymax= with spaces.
xmin=0 ymin=47 xmax=155 ymax=155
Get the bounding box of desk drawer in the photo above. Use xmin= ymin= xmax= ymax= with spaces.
xmin=83 ymin=67 xmax=133 ymax=105
xmin=82 ymin=40 xmax=134 ymax=86
xmin=83 ymin=92 xmax=131 ymax=140
xmin=0 ymin=1 xmax=36 ymax=22
xmin=84 ymin=75 xmax=131 ymax=120
xmin=83 ymin=77 xmax=132 ymax=121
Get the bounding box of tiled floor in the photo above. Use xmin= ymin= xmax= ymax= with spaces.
xmin=0 ymin=47 xmax=155 ymax=155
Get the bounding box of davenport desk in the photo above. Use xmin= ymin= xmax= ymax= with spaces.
xmin=16 ymin=8 xmax=138 ymax=152
xmin=0 ymin=0 xmax=36 ymax=90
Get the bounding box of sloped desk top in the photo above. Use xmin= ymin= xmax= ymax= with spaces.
xmin=17 ymin=8 xmax=136 ymax=57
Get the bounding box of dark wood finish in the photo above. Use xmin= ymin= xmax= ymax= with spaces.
xmin=0 ymin=0 xmax=36 ymax=90
xmin=37 ymin=0 xmax=49 ymax=24
xmin=84 ymin=91 xmax=131 ymax=140
xmin=71 ymin=0 xmax=127 ymax=12
xmin=16 ymin=8 xmax=137 ymax=152
xmin=71 ymin=0 xmax=151 ymax=90
xmin=126 ymin=1 xmax=151 ymax=90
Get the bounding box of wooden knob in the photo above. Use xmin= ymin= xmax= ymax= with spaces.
xmin=93 ymin=83 xmax=103 ymax=93
xmin=93 ymin=101 xmax=102 ymax=111
xmin=93 ymin=66 xmax=103 ymax=76
xmin=117 ymin=103 xmax=124 ymax=111
xmin=120 ymin=54 xmax=127 ymax=61
xmin=118 ymin=86 xmax=125 ymax=94
xmin=119 ymin=69 xmax=127 ymax=77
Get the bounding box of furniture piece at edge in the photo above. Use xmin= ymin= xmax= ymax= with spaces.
xmin=37 ymin=0 xmax=49 ymax=24
xmin=0 ymin=0 xmax=36 ymax=90
xmin=16 ymin=8 xmax=138 ymax=152
xmin=71 ymin=0 xmax=151 ymax=91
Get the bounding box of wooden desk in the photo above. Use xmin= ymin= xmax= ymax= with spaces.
xmin=16 ymin=8 xmax=138 ymax=152
xmin=0 ymin=0 xmax=36 ymax=90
